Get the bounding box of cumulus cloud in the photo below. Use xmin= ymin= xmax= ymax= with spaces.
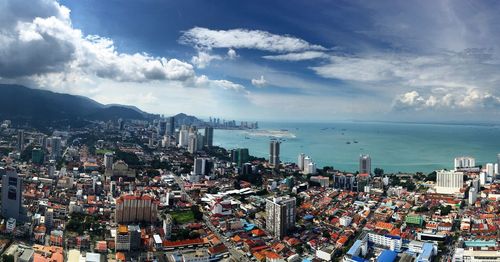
xmin=191 ymin=51 xmax=222 ymax=69
xmin=393 ymin=89 xmax=500 ymax=111
xmin=251 ymin=75 xmax=267 ymax=87
xmin=227 ymin=48 xmax=238 ymax=59
xmin=263 ymin=51 xmax=328 ymax=61
xmin=179 ymin=27 xmax=326 ymax=53
xmin=0 ymin=0 xmax=195 ymax=83
xmin=194 ymin=75 xmax=247 ymax=93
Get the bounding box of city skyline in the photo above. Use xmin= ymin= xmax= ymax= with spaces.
xmin=2 ymin=1 xmax=500 ymax=122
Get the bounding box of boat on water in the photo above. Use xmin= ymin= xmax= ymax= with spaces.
xmin=245 ymin=136 xmax=250 ymax=139
xmin=346 ymin=141 xmax=351 ymax=144
xmin=353 ymin=140 xmax=358 ymax=143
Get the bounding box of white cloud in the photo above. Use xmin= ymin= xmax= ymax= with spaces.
xmin=393 ymin=89 xmax=500 ymax=111
xmin=180 ymin=27 xmax=326 ymax=53
xmin=263 ymin=51 xmax=328 ymax=61
xmin=227 ymin=48 xmax=238 ymax=59
xmin=191 ymin=51 xmax=222 ymax=69
xmin=251 ymin=75 xmax=267 ymax=87
xmin=0 ymin=0 xmax=195 ymax=83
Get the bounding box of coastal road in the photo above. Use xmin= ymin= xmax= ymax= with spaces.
xmin=172 ymin=174 xmax=252 ymax=262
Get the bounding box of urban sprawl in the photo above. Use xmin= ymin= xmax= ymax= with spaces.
xmin=0 ymin=118 xmax=498 ymax=262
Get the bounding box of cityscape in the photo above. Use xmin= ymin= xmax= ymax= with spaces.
xmin=1 ymin=1 xmax=500 ymax=262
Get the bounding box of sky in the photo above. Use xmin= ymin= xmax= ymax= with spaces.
xmin=1 ymin=0 xmax=500 ymax=122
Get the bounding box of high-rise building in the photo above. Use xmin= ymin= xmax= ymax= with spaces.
xmin=167 ymin=117 xmax=175 ymax=136
xmin=1 ymin=168 xmax=23 ymax=220
xmin=115 ymin=194 xmax=158 ymax=224
xmin=297 ymin=153 xmax=305 ymax=171
xmin=193 ymin=158 xmax=213 ymax=176
xmin=178 ymin=128 xmax=189 ymax=148
xmin=163 ymin=214 xmax=173 ymax=240
xmin=436 ymin=170 xmax=464 ymax=194
xmin=188 ymin=134 xmax=198 ymax=154
xmin=269 ymin=140 xmax=280 ymax=167
xmin=266 ymin=196 xmax=296 ymax=239
xmin=204 ymin=127 xmax=214 ymax=148
xmin=454 ymin=156 xmax=475 ymax=170
xmin=104 ymin=152 xmax=114 ymax=170
xmin=31 ymin=147 xmax=44 ymax=165
xmin=49 ymin=136 xmax=62 ymax=160
xmin=158 ymin=121 xmax=167 ymax=136
xmin=359 ymin=154 xmax=371 ymax=174
xmin=17 ymin=130 xmax=24 ymax=151
xmin=236 ymin=148 xmax=249 ymax=167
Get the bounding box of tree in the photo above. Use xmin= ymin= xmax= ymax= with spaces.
xmin=191 ymin=205 xmax=203 ymax=221
xmin=374 ymin=168 xmax=384 ymax=177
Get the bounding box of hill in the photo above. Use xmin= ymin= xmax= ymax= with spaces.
xmin=0 ymin=84 xmax=153 ymax=124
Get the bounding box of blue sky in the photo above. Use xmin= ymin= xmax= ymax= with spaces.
xmin=2 ymin=0 xmax=500 ymax=122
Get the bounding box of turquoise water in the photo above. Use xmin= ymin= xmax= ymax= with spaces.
xmin=213 ymin=121 xmax=500 ymax=174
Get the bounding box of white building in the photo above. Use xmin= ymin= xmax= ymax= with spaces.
xmin=266 ymin=196 xmax=296 ymax=239
xmin=454 ymin=156 xmax=475 ymax=170
xmin=453 ymin=248 xmax=500 ymax=262
xmin=366 ymin=232 xmax=402 ymax=252
xmin=469 ymin=187 xmax=477 ymax=205
xmin=436 ymin=170 xmax=464 ymax=194
xmin=339 ymin=216 xmax=352 ymax=227
xmin=305 ymin=162 xmax=317 ymax=175
xmin=298 ymin=153 xmax=305 ymax=171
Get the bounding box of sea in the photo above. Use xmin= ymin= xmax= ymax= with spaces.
xmin=213 ymin=121 xmax=500 ymax=174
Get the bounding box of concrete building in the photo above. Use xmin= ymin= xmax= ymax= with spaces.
xmin=453 ymin=248 xmax=500 ymax=262
xmin=204 ymin=127 xmax=213 ymax=148
xmin=359 ymin=154 xmax=371 ymax=174
xmin=436 ymin=170 xmax=464 ymax=194
xmin=104 ymin=152 xmax=113 ymax=170
xmin=167 ymin=117 xmax=175 ymax=136
xmin=1 ymin=167 xmax=23 ymax=221
xmin=266 ymin=196 xmax=296 ymax=239
xmin=297 ymin=153 xmax=305 ymax=171
xmin=115 ymin=194 xmax=158 ymax=224
xmin=454 ymin=156 xmax=476 ymax=170
xmin=269 ymin=140 xmax=280 ymax=167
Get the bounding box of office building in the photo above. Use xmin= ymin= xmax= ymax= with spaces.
xmin=193 ymin=158 xmax=213 ymax=176
xmin=1 ymin=168 xmax=23 ymax=221
xmin=454 ymin=156 xmax=475 ymax=170
xmin=232 ymin=148 xmax=249 ymax=167
xmin=31 ymin=148 xmax=44 ymax=165
xmin=163 ymin=214 xmax=173 ymax=240
xmin=359 ymin=154 xmax=371 ymax=174
xmin=204 ymin=127 xmax=213 ymax=148
xmin=167 ymin=117 xmax=175 ymax=136
xmin=269 ymin=140 xmax=281 ymax=167
xmin=436 ymin=170 xmax=464 ymax=194
xmin=266 ymin=196 xmax=296 ymax=239
xmin=158 ymin=121 xmax=167 ymax=136
xmin=115 ymin=194 xmax=158 ymax=224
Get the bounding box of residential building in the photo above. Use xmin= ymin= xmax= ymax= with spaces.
xmin=266 ymin=196 xmax=296 ymax=239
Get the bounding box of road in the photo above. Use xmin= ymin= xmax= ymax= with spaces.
xmin=172 ymin=174 xmax=252 ymax=262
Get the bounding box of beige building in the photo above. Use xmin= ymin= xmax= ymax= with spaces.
xmin=115 ymin=194 xmax=159 ymax=224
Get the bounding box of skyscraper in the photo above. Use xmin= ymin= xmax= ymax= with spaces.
xmin=188 ymin=134 xmax=198 ymax=153
xmin=359 ymin=154 xmax=371 ymax=174
xmin=269 ymin=140 xmax=280 ymax=167
xmin=17 ymin=130 xmax=24 ymax=151
xmin=1 ymin=167 xmax=23 ymax=220
xmin=266 ymin=196 xmax=296 ymax=239
xmin=166 ymin=117 xmax=175 ymax=136
xmin=204 ymin=127 xmax=214 ymax=148
xmin=193 ymin=158 xmax=213 ymax=176
xmin=49 ymin=136 xmax=62 ymax=160
xmin=236 ymin=148 xmax=250 ymax=167
xmin=158 ymin=121 xmax=167 ymax=136
xmin=297 ymin=153 xmax=305 ymax=171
